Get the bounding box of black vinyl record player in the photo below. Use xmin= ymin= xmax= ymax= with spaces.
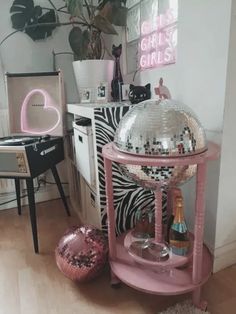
xmin=1 ymin=72 xmax=66 ymax=178
xmin=0 ymin=134 xmax=64 ymax=178
xmin=0 ymin=135 xmax=47 ymax=146
xmin=1 ymin=72 xmax=70 ymax=254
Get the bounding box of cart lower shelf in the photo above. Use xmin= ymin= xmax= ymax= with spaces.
xmin=110 ymin=232 xmax=213 ymax=295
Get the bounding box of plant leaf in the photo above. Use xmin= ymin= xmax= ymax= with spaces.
xmin=98 ymin=0 xmax=127 ymax=10
xmin=64 ymin=0 xmax=83 ymax=17
xmin=26 ymin=10 xmax=57 ymax=40
xmin=10 ymin=0 xmax=34 ymax=10
xmin=93 ymin=15 xmax=117 ymax=35
xmin=10 ymin=0 xmax=57 ymax=40
xmin=69 ymin=27 xmax=103 ymax=60
xmin=68 ymin=26 xmax=82 ymax=55
xmin=10 ymin=0 xmax=35 ymax=29
xmin=111 ymin=6 xmax=127 ymax=26
xmin=98 ymin=2 xmax=113 ymax=22
xmin=98 ymin=1 xmax=127 ymax=26
xmin=86 ymin=30 xmax=102 ymax=59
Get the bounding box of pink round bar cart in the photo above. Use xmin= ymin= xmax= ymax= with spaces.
xmin=102 ymin=141 xmax=220 ymax=310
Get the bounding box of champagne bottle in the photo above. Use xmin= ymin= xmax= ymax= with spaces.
xmin=169 ymin=196 xmax=190 ymax=256
xmin=166 ymin=188 xmax=182 ymax=243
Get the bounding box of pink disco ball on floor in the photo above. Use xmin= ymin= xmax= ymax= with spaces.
xmin=55 ymin=225 xmax=108 ymax=282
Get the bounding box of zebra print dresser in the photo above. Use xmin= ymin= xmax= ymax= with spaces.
xmin=67 ymin=103 xmax=166 ymax=235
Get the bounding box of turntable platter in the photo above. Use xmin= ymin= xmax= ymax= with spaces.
xmin=0 ymin=136 xmax=39 ymax=146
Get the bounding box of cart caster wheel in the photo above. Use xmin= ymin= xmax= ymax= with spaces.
xmin=110 ymin=272 xmax=120 ymax=287
xmin=199 ymin=300 xmax=208 ymax=311
xmin=111 ymin=282 xmax=121 ymax=289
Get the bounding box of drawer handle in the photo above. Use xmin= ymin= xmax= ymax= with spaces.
xmin=78 ymin=135 xmax=83 ymax=143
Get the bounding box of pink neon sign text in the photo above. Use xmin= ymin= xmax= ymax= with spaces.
xmin=139 ymin=8 xmax=177 ymax=69
xmin=21 ymin=88 xmax=61 ymax=135
xmin=141 ymin=10 xmax=175 ymax=35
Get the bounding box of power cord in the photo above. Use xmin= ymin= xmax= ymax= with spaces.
xmin=0 ymin=179 xmax=41 ymax=207
xmin=38 ymin=178 xmax=68 ymax=185
xmin=0 ymin=177 xmax=69 ymax=207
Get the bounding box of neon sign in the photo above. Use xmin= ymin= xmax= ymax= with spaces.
xmin=21 ymin=89 xmax=61 ymax=135
xmin=139 ymin=8 xmax=177 ymax=69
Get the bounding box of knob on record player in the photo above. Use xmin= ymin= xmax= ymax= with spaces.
xmin=39 ymin=134 xmax=51 ymax=141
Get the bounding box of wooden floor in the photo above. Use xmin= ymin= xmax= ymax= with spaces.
xmin=0 ymin=199 xmax=236 ymax=314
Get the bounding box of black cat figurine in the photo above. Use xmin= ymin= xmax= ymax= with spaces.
xmin=128 ymin=83 xmax=151 ymax=104
xmin=111 ymin=44 xmax=123 ymax=101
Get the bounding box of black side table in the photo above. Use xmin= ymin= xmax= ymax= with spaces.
xmin=2 ymin=165 xmax=70 ymax=253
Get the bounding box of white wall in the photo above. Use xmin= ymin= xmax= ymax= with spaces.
xmin=135 ymin=0 xmax=233 ymax=269
xmin=213 ymin=2 xmax=236 ymax=271
xmin=0 ymin=0 xmax=72 ymax=71
xmin=140 ymin=0 xmax=231 ymax=131
xmin=0 ymin=0 xmax=123 ymax=105
xmin=0 ymin=0 xmax=78 ymax=104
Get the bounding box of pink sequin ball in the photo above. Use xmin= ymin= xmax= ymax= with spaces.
xmin=55 ymin=225 xmax=108 ymax=282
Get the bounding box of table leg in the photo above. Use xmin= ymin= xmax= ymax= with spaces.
xmin=104 ymin=157 xmax=120 ymax=285
xmin=51 ymin=166 xmax=70 ymax=216
xmin=26 ymin=178 xmax=39 ymax=253
xmin=104 ymin=158 xmax=117 ymax=257
xmin=192 ymin=162 xmax=207 ymax=307
xmin=154 ymin=189 xmax=163 ymax=243
xmin=15 ymin=178 xmax=21 ymax=215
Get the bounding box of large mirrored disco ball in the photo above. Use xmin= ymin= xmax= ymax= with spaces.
xmin=114 ymin=99 xmax=207 ymax=189
xmin=55 ymin=225 xmax=108 ymax=282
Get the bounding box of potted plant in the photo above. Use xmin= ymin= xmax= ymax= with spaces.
xmin=5 ymin=0 xmax=127 ymax=100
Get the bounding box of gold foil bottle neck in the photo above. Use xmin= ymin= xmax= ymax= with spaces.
xmin=174 ymin=196 xmax=184 ymax=223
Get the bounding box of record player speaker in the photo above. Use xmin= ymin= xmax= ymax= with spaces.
xmin=0 ymin=135 xmax=70 ymax=253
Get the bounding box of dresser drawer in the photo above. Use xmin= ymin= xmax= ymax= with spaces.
xmin=73 ymin=126 xmax=95 ymax=186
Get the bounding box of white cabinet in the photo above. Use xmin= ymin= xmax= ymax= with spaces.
xmin=66 ymin=102 xmax=159 ymax=231
xmin=73 ymin=122 xmax=95 ymax=186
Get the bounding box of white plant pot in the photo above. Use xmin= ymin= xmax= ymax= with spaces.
xmin=73 ymin=60 xmax=114 ymax=102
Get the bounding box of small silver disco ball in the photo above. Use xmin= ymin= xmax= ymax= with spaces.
xmin=114 ymin=99 xmax=207 ymax=189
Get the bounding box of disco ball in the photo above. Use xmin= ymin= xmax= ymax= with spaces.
xmin=55 ymin=225 xmax=108 ymax=282
xmin=114 ymin=99 xmax=207 ymax=189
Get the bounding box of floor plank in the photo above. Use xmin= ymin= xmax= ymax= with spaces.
xmin=0 ymin=199 xmax=235 ymax=314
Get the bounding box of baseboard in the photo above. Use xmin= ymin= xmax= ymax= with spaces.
xmin=213 ymin=240 xmax=236 ymax=272
xmin=0 ymin=184 xmax=69 ymax=211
